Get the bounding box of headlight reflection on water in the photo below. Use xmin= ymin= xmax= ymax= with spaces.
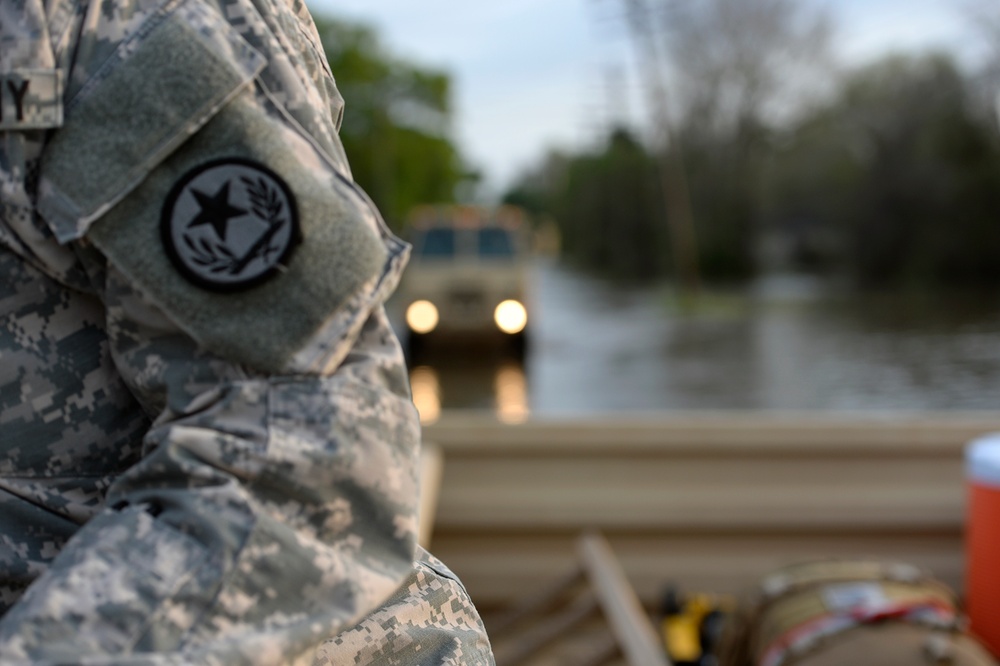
xmin=408 ymin=362 xmax=529 ymax=424
xmin=410 ymin=365 xmax=441 ymax=424
xmin=495 ymin=362 xmax=529 ymax=424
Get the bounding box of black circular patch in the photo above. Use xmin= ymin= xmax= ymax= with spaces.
xmin=161 ymin=158 xmax=300 ymax=292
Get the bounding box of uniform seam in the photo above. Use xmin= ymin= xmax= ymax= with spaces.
xmin=68 ymin=0 xmax=179 ymax=110
xmin=289 ymin=13 xmax=334 ymax=81
xmin=416 ymin=559 xmax=474 ymax=599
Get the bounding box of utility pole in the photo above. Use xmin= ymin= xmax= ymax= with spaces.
xmin=603 ymin=64 xmax=631 ymax=133
xmin=621 ymin=0 xmax=701 ymax=300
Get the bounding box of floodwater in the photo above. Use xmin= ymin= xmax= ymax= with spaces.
xmin=394 ymin=259 xmax=1000 ymax=422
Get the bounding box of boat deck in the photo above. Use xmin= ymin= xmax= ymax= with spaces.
xmin=421 ymin=413 xmax=1000 ymax=617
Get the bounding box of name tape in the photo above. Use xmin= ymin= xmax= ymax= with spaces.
xmin=0 ymin=69 xmax=63 ymax=131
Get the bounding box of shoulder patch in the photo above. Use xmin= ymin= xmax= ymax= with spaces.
xmin=161 ymin=159 xmax=300 ymax=291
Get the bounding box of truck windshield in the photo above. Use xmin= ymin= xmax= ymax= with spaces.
xmin=478 ymin=228 xmax=515 ymax=258
xmin=416 ymin=228 xmax=456 ymax=258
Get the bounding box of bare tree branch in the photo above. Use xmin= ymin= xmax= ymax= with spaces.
xmin=658 ymin=0 xmax=834 ymax=138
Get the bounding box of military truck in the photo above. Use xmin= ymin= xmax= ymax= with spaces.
xmin=396 ymin=205 xmax=531 ymax=361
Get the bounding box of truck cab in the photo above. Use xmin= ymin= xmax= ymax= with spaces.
xmin=397 ymin=205 xmax=531 ymax=360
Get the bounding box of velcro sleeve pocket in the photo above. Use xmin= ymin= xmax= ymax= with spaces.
xmin=38 ymin=0 xmax=407 ymax=375
xmin=38 ymin=0 xmax=266 ymax=243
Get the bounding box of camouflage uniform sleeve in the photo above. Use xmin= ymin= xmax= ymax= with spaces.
xmin=316 ymin=548 xmax=495 ymax=666
xmin=0 ymin=301 xmax=421 ymax=666
xmin=0 ymin=0 xmax=431 ymax=662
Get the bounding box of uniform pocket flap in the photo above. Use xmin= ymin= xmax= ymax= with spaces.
xmin=38 ymin=0 xmax=266 ymax=243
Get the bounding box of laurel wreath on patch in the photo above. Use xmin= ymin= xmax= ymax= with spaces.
xmin=182 ymin=178 xmax=288 ymax=275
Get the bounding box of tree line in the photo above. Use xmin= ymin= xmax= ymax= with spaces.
xmin=504 ymin=0 xmax=1000 ymax=289
xmin=312 ymin=3 xmax=1000 ymax=289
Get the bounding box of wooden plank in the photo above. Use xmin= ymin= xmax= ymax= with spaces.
xmin=578 ymin=533 xmax=671 ymax=666
xmin=493 ymin=594 xmax=600 ymax=666
xmin=489 ymin=566 xmax=585 ymax=638
xmin=577 ymin=634 xmax=623 ymax=666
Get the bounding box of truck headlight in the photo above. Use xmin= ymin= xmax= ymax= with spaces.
xmin=406 ymin=300 xmax=439 ymax=334
xmin=494 ymin=300 xmax=527 ymax=334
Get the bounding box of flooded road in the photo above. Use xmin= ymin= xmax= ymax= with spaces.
xmin=394 ymin=259 xmax=1000 ymax=421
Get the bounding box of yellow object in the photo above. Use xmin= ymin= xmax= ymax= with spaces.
xmin=664 ymin=614 xmax=702 ymax=662
xmin=661 ymin=593 xmax=734 ymax=663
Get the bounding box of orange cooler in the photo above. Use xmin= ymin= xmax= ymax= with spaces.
xmin=967 ymin=434 xmax=1000 ymax=658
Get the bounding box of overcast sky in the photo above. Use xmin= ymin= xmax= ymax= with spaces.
xmin=304 ymin=0 xmax=986 ymax=197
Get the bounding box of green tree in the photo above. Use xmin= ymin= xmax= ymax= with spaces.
xmin=502 ymin=150 xmax=570 ymax=218
xmin=312 ymin=17 xmax=471 ymax=228
xmin=662 ymin=0 xmax=834 ymax=281
xmin=505 ymin=129 xmax=669 ymax=282
xmin=766 ymin=53 xmax=1000 ymax=287
xmin=842 ymin=55 xmax=1000 ymax=287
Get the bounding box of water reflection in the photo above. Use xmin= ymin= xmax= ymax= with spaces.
xmin=408 ymin=359 xmax=529 ymax=424
xmin=396 ymin=260 xmax=1000 ymax=415
xmin=494 ymin=363 xmax=529 ymax=424
xmin=410 ymin=366 xmax=441 ymax=424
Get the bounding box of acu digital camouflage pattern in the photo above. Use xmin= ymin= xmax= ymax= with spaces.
xmin=0 ymin=0 xmax=63 ymax=131
xmin=0 ymin=0 xmax=494 ymax=663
